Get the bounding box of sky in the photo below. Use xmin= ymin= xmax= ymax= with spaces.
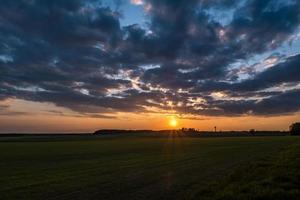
xmin=0 ymin=0 xmax=300 ymax=133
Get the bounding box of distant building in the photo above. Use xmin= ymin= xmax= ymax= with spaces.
xmin=290 ymin=123 xmax=300 ymax=135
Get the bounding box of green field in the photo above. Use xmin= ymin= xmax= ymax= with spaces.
xmin=1 ymin=135 xmax=300 ymax=200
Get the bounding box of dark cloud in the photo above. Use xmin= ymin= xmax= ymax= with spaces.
xmin=194 ymin=54 xmax=300 ymax=93
xmin=211 ymin=89 xmax=300 ymax=116
xmin=45 ymin=109 xmax=116 ymax=119
xmin=227 ymin=0 xmax=300 ymax=54
xmin=234 ymin=54 xmax=300 ymax=91
xmin=200 ymin=0 xmax=239 ymax=9
xmin=0 ymin=0 xmax=300 ymax=117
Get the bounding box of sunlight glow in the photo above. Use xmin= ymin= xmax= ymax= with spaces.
xmin=169 ymin=117 xmax=178 ymax=128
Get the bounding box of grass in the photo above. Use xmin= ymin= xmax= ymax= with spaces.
xmin=0 ymin=135 xmax=300 ymax=199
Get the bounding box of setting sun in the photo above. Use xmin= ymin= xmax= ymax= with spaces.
xmin=169 ymin=117 xmax=178 ymax=128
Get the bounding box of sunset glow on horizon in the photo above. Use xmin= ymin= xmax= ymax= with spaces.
xmin=0 ymin=97 xmax=298 ymax=133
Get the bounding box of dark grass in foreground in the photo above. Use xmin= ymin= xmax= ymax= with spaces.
xmin=0 ymin=135 xmax=300 ymax=200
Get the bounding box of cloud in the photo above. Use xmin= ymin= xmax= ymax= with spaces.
xmin=0 ymin=101 xmax=28 ymax=116
xmin=131 ymin=0 xmax=144 ymax=5
xmin=193 ymin=53 xmax=300 ymax=93
xmin=0 ymin=0 xmax=300 ymax=117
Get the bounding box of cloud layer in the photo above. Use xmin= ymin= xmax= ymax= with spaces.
xmin=0 ymin=0 xmax=300 ymax=117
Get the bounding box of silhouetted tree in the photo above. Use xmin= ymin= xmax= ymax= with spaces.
xmin=249 ymin=129 xmax=255 ymax=135
xmin=290 ymin=123 xmax=300 ymax=135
